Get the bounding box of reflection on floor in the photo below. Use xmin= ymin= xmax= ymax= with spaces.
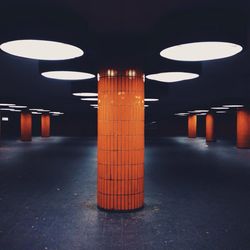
xmin=1 ymin=137 xmax=250 ymax=250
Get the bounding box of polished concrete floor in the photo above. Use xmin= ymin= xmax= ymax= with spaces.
xmin=1 ymin=137 xmax=250 ymax=250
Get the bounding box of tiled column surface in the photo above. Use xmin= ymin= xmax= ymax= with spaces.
xmin=188 ymin=114 xmax=197 ymax=138
xmin=237 ymin=109 xmax=250 ymax=148
xmin=97 ymin=69 xmax=144 ymax=211
xmin=41 ymin=114 xmax=50 ymax=137
xmin=21 ymin=112 xmax=32 ymax=141
xmin=206 ymin=113 xmax=216 ymax=142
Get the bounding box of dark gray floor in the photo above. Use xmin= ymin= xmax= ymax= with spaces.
xmin=1 ymin=137 xmax=250 ymax=250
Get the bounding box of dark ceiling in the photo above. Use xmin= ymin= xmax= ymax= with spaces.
xmin=0 ymin=0 xmax=250 ymax=123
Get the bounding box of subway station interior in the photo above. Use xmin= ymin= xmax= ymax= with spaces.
xmin=1 ymin=0 xmax=250 ymax=249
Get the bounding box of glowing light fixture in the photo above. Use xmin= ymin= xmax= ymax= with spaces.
xmin=81 ymin=98 xmax=98 ymax=101
xmin=49 ymin=112 xmax=64 ymax=115
xmin=223 ymin=104 xmax=244 ymax=108
xmin=197 ymin=113 xmax=207 ymax=116
xmin=160 ymin=42 xmax=243 ymax=61
xmin=42 ymin=71 xmax=95 ymax=80
xmin=31 ymin=112 xmax=42 ymax=115
xmin=9 ymin=105 xmax=27 ymax=108
xmin=0 ymin=108 xmax=16 ymax=111
xmin=0 ymin=103 xmax=15 ymax=106
xmin=2 ymin=117 xmax=8 ymax=121
xmin=146 ymin=72 xmax=199 ymax=83
xmin=144 ymin=98 xmax=159 ymax=102
xmin=175 ymin=112 xmax=189 ymax=116
xmin=189 ymin=110 xmax=209 ymax=113
xmin=0 ymin=40 xmax=83 ymax=60
xmin=211 ymin=107 xmax=229 ymax=110
xmin=30 ymin=109 xmax=50 ymax=112
xmin=73 ymin=92 xmax=98 ymax=97
xmin=216 ymin=111 xmax=227 ymax=114
xmin=90 ymin=104 xmax=98 ymax=107
xmin=144 ymin=105 xmax=149 ymax=107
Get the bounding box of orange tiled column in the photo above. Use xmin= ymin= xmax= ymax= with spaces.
xmin=188 ymin=114 xmax=197 ymax=138
xmin=21 ymin=111 xmax=32 ymax=141
xmin=206 ymin=113 xmax=216 ymax=142
xmin=237 ymin=109 xmax=250 ymax=148
xmin=41 ymin=114 xmax=50 ymax=137
xmin=97 ymin=69 xmax=144 ymax=211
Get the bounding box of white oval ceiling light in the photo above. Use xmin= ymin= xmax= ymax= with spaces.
xmin=223 ymin=104 xmax=244 ymax=108
xmin=50 ymin=112 xmax=64 ymax=115
xmin=175 ymin=113 xmax=189 ymax=116
xmin=189 ymin=110 xmax=209 ymax=113
xmin=0 ymin=103 xmax=15 ymax=106
xmin=0 ymin=108 xmax=16 ymax=111
xmin=31 ymin=112 xmax=42 ymax=115
xmin=73 ymin=92 xmax=98 ymax=97
xmin=146 ymin=72 xmax=199 ymax=83
xmin=160 ymin=42 xmax=243 ymax=61
xmin=144 ymin=98 xmax=159 ymax=102
xmin=9 ymin=105 xmax=27 ymax=108
xmin=216 ymin=111 xmax=227 ymax=114
xmin=42 ymin=71 xmax=95 ymax=81
xmin=81 ymin=98 xmax=98 ymax=101
xmin=211 ymin=107 xmax=229 ymax=110
xmin=0 ymin=40 xmax=83 ymax=60
xmin=30 ymin=109 xmax=50 ymax=112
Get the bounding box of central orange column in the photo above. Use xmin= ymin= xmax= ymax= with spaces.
xmin=237 ymin=109 xmax=250 ymax=148
xmin=188 ymin=114 xmax=197 ymax=138
xmin=206 ymin=113 xmax=216 ymax=142
xmin=41 ymin=114 xmax=50 ymax=137
xmin=21 ymin=112 xmax=32 ymax=141
xmin=97 ymin=69 xmax=144 ymax=211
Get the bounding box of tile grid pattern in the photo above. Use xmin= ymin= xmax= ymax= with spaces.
xmin=97 ymin=69 xmax=144 ymax=211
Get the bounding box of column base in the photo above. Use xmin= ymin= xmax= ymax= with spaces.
xmin=97 ymin=204 xmax=144 ymax=213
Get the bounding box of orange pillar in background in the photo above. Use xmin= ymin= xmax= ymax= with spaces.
xmin=206 ymin=113 xmax=216 ymax=142
xmin=41 ymin=114 xmax=50 ymax=137
xmin=97 ymin=69 xmax=144 ymax=211
xmin=21 ymin=112 xmax=32 ymax=141
xmin=237 ymin=109 xmax=250 ymax=148
xmin=188 ymin=114 xmax=197 ymax=138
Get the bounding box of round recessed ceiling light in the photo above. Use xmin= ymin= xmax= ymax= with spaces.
xmin=160 ymin=42 xmax=243 ymax=61
xmin=81 ymin=98 xmax=98 ymax=101
xmin=0 ymin=103 xmax=15 ymax=106
xmin=31 ymin=112 xmax=42 ymax=115
xmin=42 ymin=71 xmax=95 ymax=81
xmin=146 ymin=72 xmax=199 ymax=83
xmin=30 ymin=109 xmax=50 ymax=112
xmin=189 ymin=110 xmax=209 ymax=113
xmin=49 ymin=112 xmax=64 ymax=115
xmin=2 ymin=117 xmax=9 ymax=121
xmin=90 ymin=104 xmax=98 ymax=107
xmin=175 ymin=112 xmax=189 ymax=116
xmin=144 ymin=98 xmax=159 ymax=102
xmin=73 ymin=92 xmax=98 ymax=97
xmin=9 ymin=105 xmax=27 ymax=108
xmin=144 ymin=105 xmax=149 ymax=107
xmin=0 ymin=108 xmax=16 ymax=111
xmin=211 ymin=107 xmax=229 ymax=110
xmin=216 ymin=111 xmax=227 ymax=114
xmin=223 ymin=104 xmax=244 ymax=108
xmin=0 ymin=40 xmax=83 ymax=60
